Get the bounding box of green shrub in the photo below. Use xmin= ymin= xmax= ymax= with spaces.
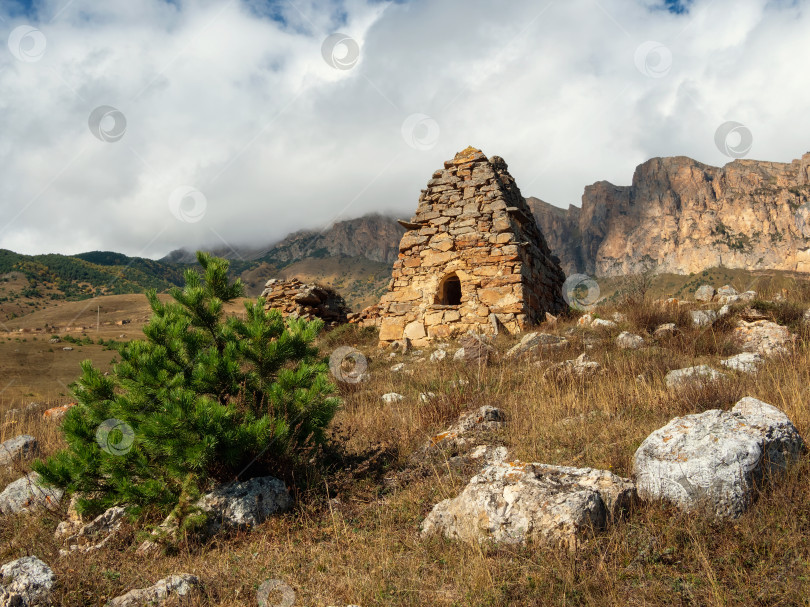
xmin=34 ymin=252 xmax=340 ymax=518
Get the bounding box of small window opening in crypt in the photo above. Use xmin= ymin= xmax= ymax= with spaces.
xmin=437 ymin=273 xmax=462 ymax=305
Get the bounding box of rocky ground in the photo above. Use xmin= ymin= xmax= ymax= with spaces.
xmin=2 ymin=282 xmax=810 ymax=605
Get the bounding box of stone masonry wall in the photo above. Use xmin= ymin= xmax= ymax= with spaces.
xmin=361 ymin=147 xmax=566 ymax=347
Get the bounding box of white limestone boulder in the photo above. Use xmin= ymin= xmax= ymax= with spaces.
xmin=694 ymin=285 xmax=715 ymax=302
xmin=0 ymin=435 xmax=37 ymax=467
xmin=732 ymin=320 xmax=795 ymax=356
xmin=616 ymin=332 xmax=644 ymax=350
xmin=421 ymin=461 xmax=635 ymax=549
xmin=106 ymin=574 xmax=200 ymax=607
xmin=690 ymin=310 xmax=717 ymax=327
xmin=633 ymin=397 xmax=804 ymax=519
xmin=664 ymin=365 xmax=725 ymax=389
xmin=0 ymin=556 xmax=55 ymax=607
xmin=0 ymin=473 xmax=63 ymax=516
xmin=720 ymin=352 xmax=764 ymax=374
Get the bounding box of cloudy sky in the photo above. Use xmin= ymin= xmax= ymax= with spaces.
xmin=1 ymin=0 xmax=809 ymax=258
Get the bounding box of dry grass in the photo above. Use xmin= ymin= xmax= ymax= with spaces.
xmin=3 ymin=297 xmax=810 ymax=606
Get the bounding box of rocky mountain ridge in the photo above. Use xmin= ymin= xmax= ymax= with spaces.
xmin=528 ymin=152 xmax=810 ymax=277
xmin=162 ymin=213 xmax=404 ymax=266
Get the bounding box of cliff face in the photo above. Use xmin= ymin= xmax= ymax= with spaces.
xmin=531 ymin=153 xmax=810 ymax=277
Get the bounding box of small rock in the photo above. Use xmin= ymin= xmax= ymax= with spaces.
xmin=453 ymin=348 xmax=465 ymax=360
xmin=421 ymin=461 xmax=635 ymax=549
xmin=732 ymin=320 xmax=795 ymax=356
xmin=430 ymin=349 xmax=447 ymax=362
xmin=55 ymin=505 xmax=127 ymax=556
xmin=457 ymin=334 xmax=495 ymax=365
xmin=720 ymin=352 xmax=764 ymax=374
xmin=664 ymin=365 xmax=725 ymax=389
xmin=62 ymin=346 xmax=73 ymax=351
xmin=419 ymin=392 xmax=436 ymax=403
xmin=739 ymin=290 xmax=757 ymax=302
xmin=0 ymin=435 xmax=37 ymax=467
xmin=426 ymin=405 xmax=506 ymax=450
xmin=381 ymin=393 xmax=404 ymax=404
xmin=615 ymin=331 xmax=644 ymax=350
xmin=694 ymin=285 xmax=716 ymax=302
xmin=0 ymin=473 xmax=63 ymax=516
xmin=544 ymin=353 xmax=601 ymax=379
xmin=690 ymin=309 xmax=717 ymax=327
xmin=48 ymin=337 xmax=60 ymax=343
xmin=537 ymin=333 xmax=568 ymax=348
xmin=544 ymin=312 xmax=558 ymax=328
xmin=717 ymin=285 xmax=740 ymax=305
xmin=576 ymin=314 xmax=593 ymax=328
xmin=653 ymin=323 xmax=677 ymax=338
xmin=611 ymin=312 xmax=627 ymax=323
xmin=106 ymin=574 xmax=201 ymax=607
xmin=42 ymin=403 xmax=76 ymax=421
xmin=390 ymin=363 xmax=405 ymax=372
xmin=504 ymin=332 xmax=541 ymax=359
xmin=717 ymin=304 xmax=731 ymax=317
xmin=0 ymin=556 xmax=55 ymax=607
xmin=592 ymin=318 xmax=617 ymax=329
xmin=634 ymin=397 xmax=804 ymax=518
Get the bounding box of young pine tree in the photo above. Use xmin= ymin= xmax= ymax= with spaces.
xmin=34 ymin=252 xmax=340 ymax=517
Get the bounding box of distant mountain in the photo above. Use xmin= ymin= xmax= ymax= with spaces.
xmin=529 ymin=152 xmax=810 ymax=277
xmin=0 ymin=249 xmax=187 ymax=320
xmin=162 ymin=214 xmax=405 ymax=266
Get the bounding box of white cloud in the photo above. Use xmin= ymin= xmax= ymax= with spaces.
xmin=0 ymin=0 xmax=808 ymax=257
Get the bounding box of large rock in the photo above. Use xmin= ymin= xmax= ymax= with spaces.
xmin=694 ymin=285 xmax=715 ymax=302
xmin=197 ymin=476 xmax=291 ymax=534
xmin=732 ymin=320 xmax=795 ymax=356
xmin=0 ymin=435 xmax=37 ymax=467
xmin=0 ymin=474 xmax=63 ymax=516
xmin=664 ymin=365 xmax=725 ymax=388
xmin=138 ymin=476 xmax=291 ymax=554
xmin=634 ymin=397 xmax=805 ymax=518
xmin=106 ymin=574 xmax=200 ymax=607
xmin=0 ymin=556 xmax=55 ymax=607
xmin=421 ymin=461 xmax=635 ymax=549
xmin=720 ymin=352 xmax=764 ymax=374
